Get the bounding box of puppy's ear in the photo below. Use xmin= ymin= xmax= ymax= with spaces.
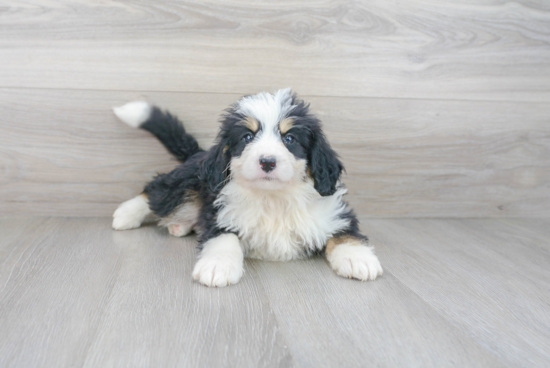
xmin=309 ymin=131 xmax=344 ymax=196
xmin=199 ymin=139 xmax=230 ymax=193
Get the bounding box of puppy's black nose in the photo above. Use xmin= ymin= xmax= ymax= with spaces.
xmin=259 ymin=157 xmax=276 ymax=173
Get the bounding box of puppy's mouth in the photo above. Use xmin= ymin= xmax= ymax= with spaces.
xmin=260 ymin=177 xmax=279 ymax=181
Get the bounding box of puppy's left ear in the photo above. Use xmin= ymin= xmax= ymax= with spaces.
xmin=309 ymin=130 xmax=344 ymax=196
xmin=199 ymin=140 xmax=230 ymax=193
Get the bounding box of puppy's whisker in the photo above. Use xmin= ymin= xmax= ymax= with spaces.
xmin=214 ymin=167 xmax=233 ymax=191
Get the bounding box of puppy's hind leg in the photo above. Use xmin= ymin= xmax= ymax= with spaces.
xmin=112 ymin=194 xmax=152 ymax=230
xmin=166 ymin=223 xmax=194 ymax=237
xmin=158 ymin=198 xmax=201 ymax=237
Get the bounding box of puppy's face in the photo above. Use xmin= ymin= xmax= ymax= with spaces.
xmin=200 ymin=89 xmax=343 ymax=196
xmin=229 ymin=90 xmax=308 ymax=190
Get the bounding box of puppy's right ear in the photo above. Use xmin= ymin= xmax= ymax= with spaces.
xmin=199 ymin=139 xmax=230 ymax=193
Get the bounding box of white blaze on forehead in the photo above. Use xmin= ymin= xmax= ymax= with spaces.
xmin=237 ymin=88 xmax=295 ymax=133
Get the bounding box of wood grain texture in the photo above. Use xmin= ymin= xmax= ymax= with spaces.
xmin=3 ymin=217 xmax=550 ymax=367
xmin=0 ymin=218 xmax=293 ymax=368
xmin=364 ymin=218 xmax=550 ymax=367
xmin=81 ymin=224 xmax=293 ymax=368
xmin=495 ymin=218 xmax=550 ymax=250
xmin=1 ymin=0 xmax=549 ymax=101
xmin=0 ymin=218 xmax=125 ymax=368
xmin=250 ymin=259 xmax=506 ymax=368
xmin=1 ymin=87 xmax=549 ymax=217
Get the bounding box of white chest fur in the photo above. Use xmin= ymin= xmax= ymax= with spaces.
xmin=214 ymin=180 xmax=351 ymax=261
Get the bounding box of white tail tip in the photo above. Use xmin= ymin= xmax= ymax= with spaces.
xmin=113 ymin=101 xmax=152 ymax=128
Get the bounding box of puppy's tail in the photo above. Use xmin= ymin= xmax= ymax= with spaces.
xmin=113 ymin=101 xmax=202 ymax=162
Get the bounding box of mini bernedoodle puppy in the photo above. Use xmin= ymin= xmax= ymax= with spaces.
xmin=112 ymin=88 xmax=383 ymax=287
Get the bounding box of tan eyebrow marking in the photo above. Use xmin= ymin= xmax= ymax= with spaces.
xmin=279 ymin=118 xmax=294 ymax=134
xmin=240 ymin=117 xmax=259 ymax=132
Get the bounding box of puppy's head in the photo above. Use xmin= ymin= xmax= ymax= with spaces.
xmin=200 ymin=88 xmax=343 ymax=195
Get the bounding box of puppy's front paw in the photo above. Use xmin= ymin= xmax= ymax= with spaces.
xmin=192 ymin=256 xmax=243 ymax=287
xmin=328 ymin=243 xmax=383 ymax=281
xmin=193 ymin=233 xmax=244 ymax=287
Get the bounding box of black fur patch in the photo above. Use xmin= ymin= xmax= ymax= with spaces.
xmin=144 ymin=152 xmax=205 ymax=218
xmin=138 ymin=91 xmax=357 ymax=248
xmin=286 ymin=95 xmax=344 ymax=196
xmin=141 ymin=107 xmax=203 ymax=162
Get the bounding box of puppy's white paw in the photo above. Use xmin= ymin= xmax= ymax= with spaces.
xmin=192 ymin=256 xmax=243 ymax=287
xmin=112 ymin=195 xmax=151 ymax=230
xmin=192 ymin=233 xmax=244 ymax=287
xmin=167 ymin=223 xmax=192 ymax=237
xmin=328 ymin=243 xmax=383 ymax=281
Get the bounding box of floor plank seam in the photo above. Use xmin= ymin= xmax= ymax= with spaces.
xmin=379 ymin=266 xmax=512 ymax=367
xmin=247 ymin=260 xmax=298 ymax=368
xmin=1 ymin=85 xmax=547 ymax=105
xmin=78 ymin=255 xmax=126 ymax=368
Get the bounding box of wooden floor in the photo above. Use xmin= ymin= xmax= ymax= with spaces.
xmin=1 ymin=217 xmax=549 ymax=368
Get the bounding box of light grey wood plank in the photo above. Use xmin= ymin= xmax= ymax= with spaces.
xmin=0 ymin=217 xmax=124 ymax=368
xmin=0 ymin=1 xmax=549 ymax=101
xmin=81 ymin=223 xmax=293 ymax=368
xmin=364 ymin=218 xmax=550 ymax=368
xmin=316 ymin=96 xmax=550 ymax=218
xmin=455 ymin=219 xmax=550 ymax=277
xmin=1 ymin=88 xmax=549 ymax=217
xmin=3 ymin=217 xmax=550 ymax=367
xmin=0 ymin=217 xmax=293 ymax=368
xmin=493 ymin=218 xmax=550 ymax=248
xmin=0 ymin=216 xmax=46 ymax=252
xmin=250 ymin=257 xmax=507 ymax=368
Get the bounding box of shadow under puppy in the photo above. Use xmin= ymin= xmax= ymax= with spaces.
xmin=112 ymin=88 xmax=383 ymax=287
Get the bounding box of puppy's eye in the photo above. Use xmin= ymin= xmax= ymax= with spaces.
xmin=283 ymin=134 xmax=295 ymax=145
xmin=242 ymin=133 xmax=254 ymax=143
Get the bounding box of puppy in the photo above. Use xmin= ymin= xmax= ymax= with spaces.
xmin=112 ymin=88 xmax=382 ymax=287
